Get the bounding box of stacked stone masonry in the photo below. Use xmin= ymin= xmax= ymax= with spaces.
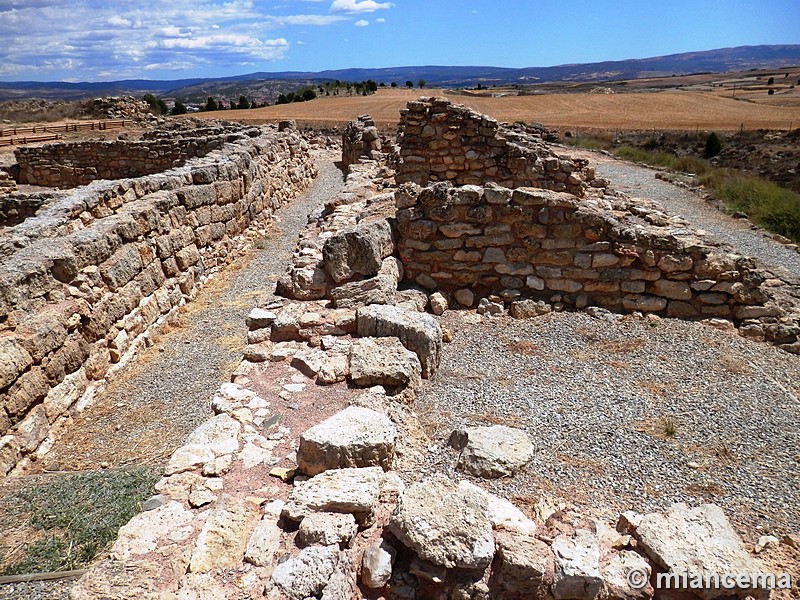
xmin=0 ymin=123 xmax=317 ymax=476
xmin=14 ymin=124 xmax=261 ymax=189
xmin=396 ymin=182 xmax=772 ymax=321
xmin=396 ymin=97 xmax=600 ymax=196
xmin=68 ymin=156 xmax=793 ymax=600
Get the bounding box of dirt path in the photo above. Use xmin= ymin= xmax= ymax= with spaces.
xmin=567 ymin=148 xmax=800 ymax=281
xmin=34 ymin=152 xmax=344 ymax=473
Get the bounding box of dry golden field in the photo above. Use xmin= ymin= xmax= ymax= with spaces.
xmin=198 ymin=87 xmax=800 ymax=132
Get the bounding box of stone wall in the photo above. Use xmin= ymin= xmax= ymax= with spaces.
xmin=14 ymin=124 xmax=261 ymax=189
xmin=0 ymin=124 xmax=317 ymax=476
xmin=396 ymin=182 xmax=774 ymax=322
xmin=396 ymin=97 xmax=599 ymax=196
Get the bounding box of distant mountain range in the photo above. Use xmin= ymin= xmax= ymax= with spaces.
xmin=1 ymin=44 xmax=798 ymax=102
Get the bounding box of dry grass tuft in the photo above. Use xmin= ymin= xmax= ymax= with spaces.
xmin=505 ymin=339 xmax=541 ymax=356
xmin=465 ymin=411 xmax=522 ymax=428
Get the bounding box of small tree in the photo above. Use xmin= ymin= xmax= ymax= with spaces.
xmin=406 ymin=80 xmax=413 ymax=88
xmin=391 ymin=82 xmax=397 ymax=88
xmin=704 ymin=131 xmax=722 ymax=158
xmin=302 ymin=89 xmax=316 ymax=101
xmin=143 ymin=93 xmax=168 ymax=115
xmin=418 ymin=79 xmax=426 ymax=89
xmin=238 ymin=95 xmax=250 ymax=109
xmin=767 ymin=76 xmax=775 ymax=85
xmin=171 ymin=101 xmax=187 ymax=116
xmin=205 ymin=97 xmax=218 ymax=111
xmin=768 ymin=88 xmax=775 ymax=95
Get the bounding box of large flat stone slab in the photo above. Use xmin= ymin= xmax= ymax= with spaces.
xmin=282 ymin=466 xmax=384 ymax=527
xmin=630 ymin=503 xmax=770 ymax=600
xmin=297 ymin=406 xmax=397 ymax=476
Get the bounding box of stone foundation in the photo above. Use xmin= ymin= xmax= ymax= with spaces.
xmin=0 ymin=123 xmax=318 ymax=476
xmin=14 ymin=124 xmax=260 ymax=189
xmin=395 ymin=182 xmax=770 ymax=321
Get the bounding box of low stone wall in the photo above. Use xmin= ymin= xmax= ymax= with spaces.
xmin=396 ymin=182 xmax=774 ymax=322
xmin=0 ymin=124 xmax=317 ymax=476
xmin=396 ymin=97 xmax=599 ymax=196
xmin=14 ymin=124 xmax=262 ymax=189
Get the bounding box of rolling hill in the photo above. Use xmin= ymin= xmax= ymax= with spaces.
xmin=0 ymin=44 xmax=798 ymax=102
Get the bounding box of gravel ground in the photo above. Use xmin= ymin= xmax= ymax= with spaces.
xmin=414 ymin=309 xmax=800 ymax=539
xmin=571 ymin=149 xmax=800 ymax=279
xmin=0 ymin=152 xmax=343 ymax=600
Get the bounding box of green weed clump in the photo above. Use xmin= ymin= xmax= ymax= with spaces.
xmin=1 ymin=467 xmax=158 ymax=575
xmin=700 ymin=170 xmax=800 ymax=242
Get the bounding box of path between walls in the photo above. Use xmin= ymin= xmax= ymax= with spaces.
xmin=27 ymin=152 xmax=345 ymax=473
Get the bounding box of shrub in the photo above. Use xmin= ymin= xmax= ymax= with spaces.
xmin=768 ymin=89 xmax=775 ymax=95
xmin=704 ymin=131 xmax=722 ymax=158
xmin=699 ymin=170 xmax=800 ymax=242
xmin=406 ymin=80 xmax=413 ymax=88
xmin=171 ymin=101 xmax=187 ymax=115
xmin=205 ymin=97 xmax=218 ymax=111
xmin=237 ymin=95 xmax=250 ymax=109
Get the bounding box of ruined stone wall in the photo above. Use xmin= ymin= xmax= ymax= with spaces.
xmin=0 ymin=125 xmax=317 ymax=475
xmin=396 ymin=182 xmax=773 ymax=321
xmin=396 ymin=97 xmax=598 ymax=196
xmin=342 ymin=114 xmax=383 ymax=168
xmin=14 ymin=125 xmax=261 ymax=189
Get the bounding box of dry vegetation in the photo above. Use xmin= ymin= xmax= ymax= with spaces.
xmin=198 ymin=86 xmax=800 ymax=131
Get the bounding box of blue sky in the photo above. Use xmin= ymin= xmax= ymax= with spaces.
xmin=0 ymin=0 xmax=797 ymax=82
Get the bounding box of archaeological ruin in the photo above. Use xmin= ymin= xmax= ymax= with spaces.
xmin=1 ymin=98 xmax=798 ymax=599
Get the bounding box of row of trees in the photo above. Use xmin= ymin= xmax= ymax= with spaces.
xmin=143 ymin=77 xmax=433 ymax=118
xmin=202 ymin=96 xmax=266 ymax=111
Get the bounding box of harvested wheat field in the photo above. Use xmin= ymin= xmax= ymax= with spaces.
xmin=200 ymin=87 xmax=800 ymax=131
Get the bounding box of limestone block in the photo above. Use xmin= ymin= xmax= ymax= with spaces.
xmin=388 ymin=475 xmax=495 ymax=570
xmin=0 ymin=336 xmax=34 ymax=390
xmin=348 ymin=337 xmax=421 ymax=388
xmin=361 ymin=539 xmax=396 ymax=588
xmin=282 ymin=466 xmax=384 ymax=526
xmin=297 ymin=405 xmax=397 ymax=476
xmin=552 ymin=529 xmax=604 ymax=600
xmin=453 ymin=425 xmax=535 ymax=478
xmin=356 ymin=304 xmax=442 ymax=378
xmin=189 ymin=496 xmax=259 ymax=573
xmin=322 ymin=219 xmax=395 ymax=283
xmin=297 ymin=512 xmax=358 ymax=547
xmin=631 ymin=503 xmax=769 ymax=599
xmin=495 ymin=529 xmax=551 ymax=594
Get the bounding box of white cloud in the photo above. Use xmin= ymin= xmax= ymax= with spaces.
xmin=0 ymin=0 xmax=334 ymax=80
xmin=266 ymin=14 xmax=347 ymax=26
xmin=106 ymin=15 xmax=132 ymax=27
xmin=354 ymin=19 xmax=369 ymax=26
xmin=375 ymin=17 xmax=385 ymax=23
xmin=330 ymin=0 xmax=393 ymax=14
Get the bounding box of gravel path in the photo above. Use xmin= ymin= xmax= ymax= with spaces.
xmin=415 ymin=309 xmax=800 ymax=538
xmin=567 ymin=148 xmax=800 ymax=280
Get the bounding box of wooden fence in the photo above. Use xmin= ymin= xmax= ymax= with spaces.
xmin=0 ymin=120 xmax=131 ymax=147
